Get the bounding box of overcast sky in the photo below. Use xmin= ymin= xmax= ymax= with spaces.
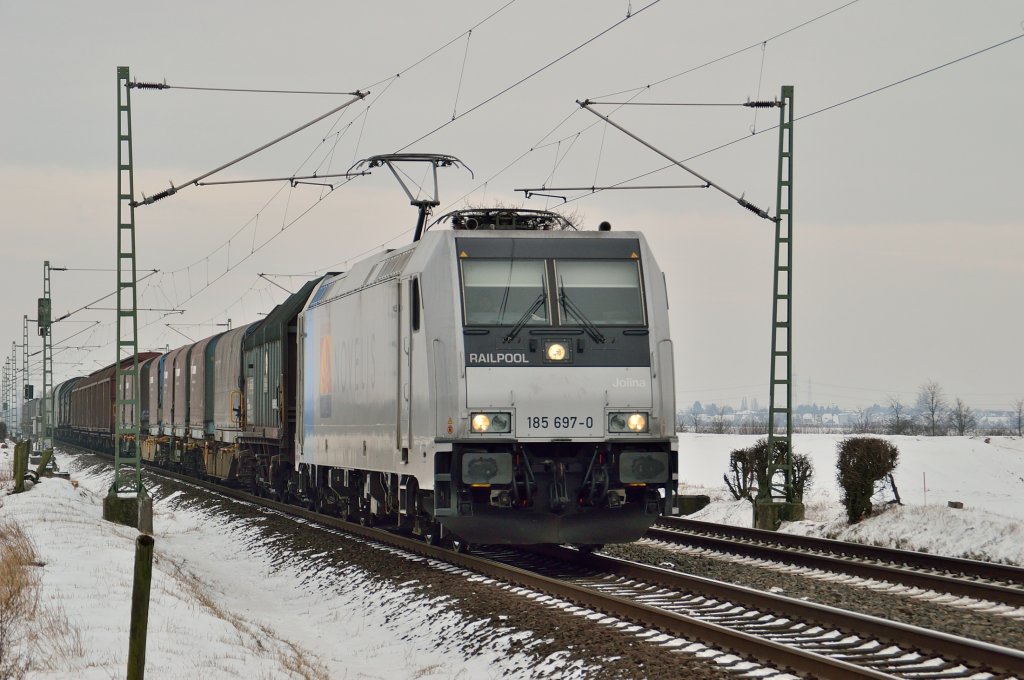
xmin=1 ymin=1 xmax=1021 ymax=411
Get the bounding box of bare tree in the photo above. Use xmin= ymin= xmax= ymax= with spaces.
xmin=947 ymin=397 xmax=976 ymax=436
xmin=708 ymin=405 xmax=728 ymax=434
xmin=1015 ymin=398 xmax=1024 ymax=437
xmin=915 ymin=379 xmax=948 ymax=436
xmin=851 ymin=410 xmax=875 ymax=434
xmin=885 ymin=396 xmax=913 ymax=435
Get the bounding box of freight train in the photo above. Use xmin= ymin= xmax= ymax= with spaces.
xmin=53 ymin=209 xmax=678 ymax=549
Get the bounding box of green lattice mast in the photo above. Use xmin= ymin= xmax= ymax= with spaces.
xmin=765 ymin=85 xmax=795 ymax=505
xmin=39 ymin=261 xmax=53 ymax=453
xmin=111 ymin=65 xmax=144 ymax=497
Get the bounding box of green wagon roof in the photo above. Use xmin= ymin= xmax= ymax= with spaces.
xmin=243 ymin=277 xmax=323 ymax=349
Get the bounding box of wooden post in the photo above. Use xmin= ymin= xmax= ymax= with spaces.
xmin=13 ymin=440 xmax=27 ymax=492
xmin=127 ymin=534 xmax=154 ymax=680
xmin=34 ymin=448 xmax=54 ymax=478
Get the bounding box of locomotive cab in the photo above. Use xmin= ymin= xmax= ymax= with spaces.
xmin=297 ymin=208 xmax=677 ymax=547
xmin=434 ymin=210 xmax=678 ymax=545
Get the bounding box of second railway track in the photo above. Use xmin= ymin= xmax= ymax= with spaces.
xmin=647 ymin=517 xmax=1024 ymax=612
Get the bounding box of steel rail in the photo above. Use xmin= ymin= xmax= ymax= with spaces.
xmin=646 ymin=525 xmax=1024 ymax=609
xmin=657 ymin=517 xmax=1024 ymax=587
xmin=70 ymin=455 xmax=884 ymax=679
xmin=531 ymin=545 xmax=1024 ymax=677
xmin=63 ymin=446 xmax=1024 ymax=678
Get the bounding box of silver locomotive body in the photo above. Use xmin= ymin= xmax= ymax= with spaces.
xmin=297 ymin=218 xmax=677 ymax=545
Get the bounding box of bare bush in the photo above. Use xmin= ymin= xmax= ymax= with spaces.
xmin=836 ymin=437 xmax=899 ymax=523
xmin=724 ymin=439 xmax=812 ymax=502
xmin=723 ymin=448 xmax=756 ymax=501
xmin=792 ymin=452 xmax=814 ymax=498
xmin=707 ymin=406 xmax=728 ymax=434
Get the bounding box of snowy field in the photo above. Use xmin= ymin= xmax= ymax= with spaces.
xmin=1 ymin=434 xmax=1022 ymax=679
xmin=0 ymin=446 xmax=579 ymax=680
xmin=677 ymin=433 xmax=1024 ymax=565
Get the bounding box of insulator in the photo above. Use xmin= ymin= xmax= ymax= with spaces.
xmin=737 ymin=198 xmax=771 ymax=220
xmin=130 ymin=81 xmax=169 ymax=90
xmin=743 ymin=100 xmax=778 ymax=108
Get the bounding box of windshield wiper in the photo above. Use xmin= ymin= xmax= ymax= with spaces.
xmin=560 ymin=289 xmax=605 ymax=344
xmin=503 ymin=292 xmax=546 ymax=343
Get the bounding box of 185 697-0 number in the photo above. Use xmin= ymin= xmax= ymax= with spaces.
xmin=526 ymin=415 xmax=594 ymax=429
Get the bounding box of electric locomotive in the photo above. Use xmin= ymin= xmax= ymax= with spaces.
xmin=296 ymin=209 xmax=677 ymax=547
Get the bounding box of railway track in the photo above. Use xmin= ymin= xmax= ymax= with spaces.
xmin=62 ymin=447 xmax=1024 ymax=679
xmin=647 ymin=517 xmax=1024 ymax=612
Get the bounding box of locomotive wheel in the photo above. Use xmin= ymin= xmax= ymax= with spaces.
xmin=451 ymin=537 xmax=470 ymax=554
xmin=577 ymin=544 xmax=604 ymax=554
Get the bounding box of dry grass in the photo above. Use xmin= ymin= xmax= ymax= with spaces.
xmin=0 ymin=521 xmax=84 ymax=680
xmin=0 ymin=521 xmax=39 ymax=680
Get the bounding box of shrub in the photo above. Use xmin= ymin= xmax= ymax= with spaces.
xmin=836 ymin=437 xmax=899 ymax=523
xmin=724 ymin=439 xmax=812 ymax=502
xmin=792 ymin=452 xmax=814 ymax=498
xmin=723 ymin=447 xmax=756 ymax=501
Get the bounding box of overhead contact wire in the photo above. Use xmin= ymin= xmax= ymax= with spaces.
xmin=396 ymin=0 xmax=663 ymax=152
xmin=564 ymin=31 xmax=1024 ymax=205
xmin=359 ymin=0 xmax=518 ymax=92
xmin=138 ymin=1 xmax=518 ymax=318
xmin=591 ymin=0 xmax=862 ymax=100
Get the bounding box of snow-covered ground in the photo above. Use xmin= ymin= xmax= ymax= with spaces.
xmin=677 ymin=433 xmax=1024 ymax=565
xmin=1 ymin=434 xmax=1021 ymax=678
xmin=0 ymin=446 xmax=579 ymax=680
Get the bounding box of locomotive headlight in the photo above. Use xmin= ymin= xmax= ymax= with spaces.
xmin=608 ymin=411 xmax=649 ymax=433
xmin=627 ymin=413 xmax=647 ymax=432
xmin=471 ymin=414 xmax=491 ymax=432
xmin=471 ymin=411 xmax=512 ymax=433
xmin=545 ymin=342 xmax=567 ymax=362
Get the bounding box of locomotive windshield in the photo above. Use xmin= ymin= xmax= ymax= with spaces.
xmin=460 ymin=256 xmax=646 ymax=327
xmin=461 ymin=259 xmax=549 ymax=326
xmin=555 ymin=259 xmax=645 ymax=326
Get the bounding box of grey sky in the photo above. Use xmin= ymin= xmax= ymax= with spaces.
xmin=1 ymin=1 xmax=1021 ymax=411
